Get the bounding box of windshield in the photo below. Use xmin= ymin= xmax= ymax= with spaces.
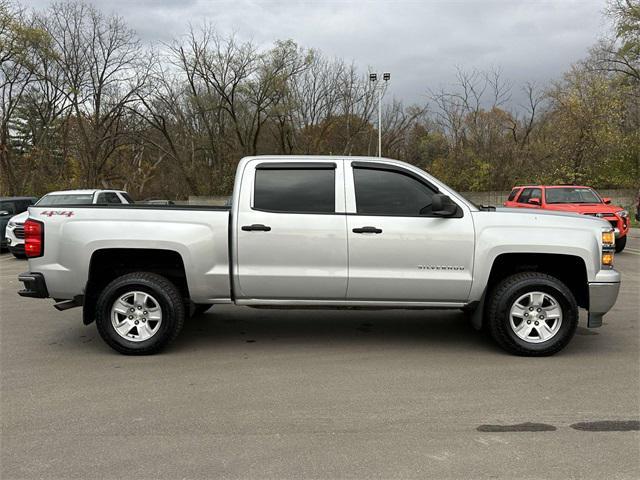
xmin=36 ymin=194 xmax=94 ymax=206
xmin=545 ymin=188 xmax=601 ymax=204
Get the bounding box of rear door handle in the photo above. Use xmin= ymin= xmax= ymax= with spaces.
xmin=352 ymin=226 xmax=382 ymax=234
xmin=242 ymin=224 xmax=271 ymax=232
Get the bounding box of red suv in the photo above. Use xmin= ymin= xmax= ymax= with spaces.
xmin=504 ymin=185 xmax=630 ymax=252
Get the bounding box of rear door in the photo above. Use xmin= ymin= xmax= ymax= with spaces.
xmin=345 ymin=161 xmax=475 ymax=302
xmin=235 ymin=159 xmax=348 ymax=300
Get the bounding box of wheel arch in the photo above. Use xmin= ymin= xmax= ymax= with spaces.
xmin=83 ymin=248 xmax=189 ymax=325
xmin=471 ymin=252 xmax=589 ymax=330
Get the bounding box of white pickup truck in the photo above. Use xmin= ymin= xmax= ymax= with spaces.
xmin=5 ymin=189 xmax=132 ymax=258
xmin=17 ymin=156 xmax=620 ymax=356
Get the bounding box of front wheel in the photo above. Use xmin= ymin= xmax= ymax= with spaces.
xmin=95 ymin=272 xmax=185 ymax=355
xmin=486 ymin=272 xmax=578 ymax=356
xmin=615 ymin=236 xmax=626 ymax=253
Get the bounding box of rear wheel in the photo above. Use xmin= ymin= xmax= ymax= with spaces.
xmin=486 ymin=272 xmax=578 ymax=356
xmin=615 ymin=236 xmax=626 ymax=253
xmin=95 ymin=272 xmax=185 ymax=355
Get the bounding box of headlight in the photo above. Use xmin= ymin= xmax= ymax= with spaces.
xmin=602 ymin=230 xmax=615 ymax=247
xmin=601 ymin=229 xmax=615 ymax=268
xmin=616 ymin=209 xmax=628 ymax=218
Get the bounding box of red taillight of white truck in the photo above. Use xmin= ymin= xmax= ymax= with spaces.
xmin=24 ymin=219 xmax=44 ymax=258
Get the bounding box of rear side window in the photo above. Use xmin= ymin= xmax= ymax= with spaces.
xmin=517 ymin=188 xmax=542 ymax=204
xmin=36 ymin=194 xmax=93 ymax=205
xmin=254 ymin=168 xmax=335 ymax=213
xmin=96 ymin=192 xmax=123 ymax=204
xmin=507 ymin=188 xmax=520 ymax=202
xmin=353 ymin=167 xmax=436 ymax=216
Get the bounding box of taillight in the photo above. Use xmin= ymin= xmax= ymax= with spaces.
xmin=24 ymin=219 xmax=44 ymax=258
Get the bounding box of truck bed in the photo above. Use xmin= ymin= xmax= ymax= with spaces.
xmin=26 ymin=204 xmax=232 ymax=303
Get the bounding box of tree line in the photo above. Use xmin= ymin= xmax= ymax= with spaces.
xmin=1 ymin=0 xmax=638 ymax=199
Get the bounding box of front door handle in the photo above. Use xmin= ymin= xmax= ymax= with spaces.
xmin=352 ymin=226 xmax=382 ymax=234
xmin=242 ymin=224 xmax=272 ymax=232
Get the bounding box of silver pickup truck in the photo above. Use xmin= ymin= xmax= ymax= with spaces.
xmin=18 ymin=156 xmax=620 ymax=356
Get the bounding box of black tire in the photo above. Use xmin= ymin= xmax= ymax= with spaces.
xmin=486 ymin=272 xmax=578 ymax=356
xmin=12 ymin=252 xmax=27 ymax=259
xmin=615 ymin=236 xmax=627 ymax=253
xmin=192 ymin=303 xmax=213 ymax=318
xmin=95 ymin=272 xmax=185 ymax=355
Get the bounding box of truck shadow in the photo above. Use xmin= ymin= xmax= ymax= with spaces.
xmin=174 ymin=306 xmax=498 ymax=353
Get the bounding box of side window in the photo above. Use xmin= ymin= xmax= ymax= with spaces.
xmin=96 ymin=192 xmax=122 ymax=204
xmin=517 ymin=188 xmax=533 ymax=204
xmin=353 ymin=167 xmax=436 ymax=216
xmin=104 ymin=192 xmax=122 ymax=204
xmin=518 ymin=188 xmax=541 ymax=204
xmin=507 ymin=188 xmax=520 ymax=202
xmin=254 ymin=168 xmax=335 ymax=213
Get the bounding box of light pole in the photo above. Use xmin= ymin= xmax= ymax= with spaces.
xmin=369 ymin=72 xmax=391 ymax=157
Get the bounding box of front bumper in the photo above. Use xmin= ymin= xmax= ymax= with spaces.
xmin=587 ymin=281 xmax=620 ymax=328
xmin=17 ymin=272 xmax=49 ymax=298
xmin=5 ymin=224 xmax=22 ymax=246
xmin=9 ymin=243 xmax=25 ymax=256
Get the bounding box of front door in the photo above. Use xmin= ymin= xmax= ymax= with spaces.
xmin=345 ymin=162 xmax=475 ymax=302
xmin=235 ymin=160 xmax=348 ymax=300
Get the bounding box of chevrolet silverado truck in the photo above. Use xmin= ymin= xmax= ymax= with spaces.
xmin=17 ymin=156 xmax=621 ymax=356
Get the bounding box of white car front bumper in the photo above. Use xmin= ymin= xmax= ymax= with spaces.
xmin=5 ymin=222 xmax=25 ymax=255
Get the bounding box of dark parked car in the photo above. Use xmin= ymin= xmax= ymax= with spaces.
xmin=0 ymin=197 xmax=37 ymax=250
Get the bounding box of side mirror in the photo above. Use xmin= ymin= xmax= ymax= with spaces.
xmin=602 ymin=197 xmax=611 ymax=204
xmin=528 ymin=198 xmax=541 ymax=206
xmin=431 ymin=194 xmax=458 ymax=217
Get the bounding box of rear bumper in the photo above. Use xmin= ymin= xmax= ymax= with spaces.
xmin=17 ymin=272 xmax=49 ymax=298
xmin=587 ymin=281 xmax=620 ymax=328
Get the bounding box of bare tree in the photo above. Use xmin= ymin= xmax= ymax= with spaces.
xmin=42 ymin=1 xmax=151 ymax=186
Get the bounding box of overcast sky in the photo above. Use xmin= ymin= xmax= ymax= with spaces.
xmin=24 ymin=0 xmax=609 ymax=106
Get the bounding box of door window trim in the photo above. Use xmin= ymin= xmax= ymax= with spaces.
xmin=349 ymin=162 xmax=464 ymax=218
xmin=251 ymin=163 xmax=340 ymax=215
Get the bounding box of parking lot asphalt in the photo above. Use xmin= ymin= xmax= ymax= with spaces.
xmin=1 ymin=241 xmax=639 ymax=479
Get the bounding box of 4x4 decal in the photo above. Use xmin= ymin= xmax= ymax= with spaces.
xmin=40 ymin=210 xmax=74 ymax=218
